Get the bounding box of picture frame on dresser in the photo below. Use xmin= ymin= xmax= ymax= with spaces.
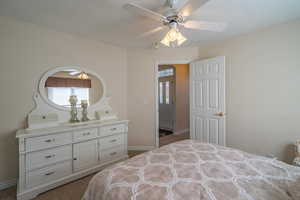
xmin=16 ymin=66 xmax=129 ymax=200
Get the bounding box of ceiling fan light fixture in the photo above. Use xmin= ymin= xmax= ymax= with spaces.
xmin=160 ymin=27 xmax=187 ymax=47
xmin=78 ymin=72 xmax=89 ymax=80
xmin=160 ymin=37 xmax=170 ymax=47
xmin=176 ymin=32 xmax=187 ymax=45
xmin=166 ymin=28 xmax=178 ymax=42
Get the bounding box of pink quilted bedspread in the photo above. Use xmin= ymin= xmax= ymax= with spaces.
xmin=83 ymin=140 xmax=300 ymax=200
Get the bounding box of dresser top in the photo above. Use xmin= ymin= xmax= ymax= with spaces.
xmin=16 ymin=119 xmax=129 ymax=138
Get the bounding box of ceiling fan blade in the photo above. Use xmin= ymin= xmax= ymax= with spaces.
xmin=178 ymin=0 xmax=210 ymax=17
xmin=184 ymin=20 xmax=227 ymax=32
xmin=124 ymin=3 xmax=167 ymax=23
xmin=138 ymin=26 xmax=166 ymax=38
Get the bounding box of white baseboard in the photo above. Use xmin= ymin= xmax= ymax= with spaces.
xmin=0 ymin=178 xmax=17 ymax=191
xmin=173 ymin=129 xmax=190 ymax=136
xmin=128 ymin=146 xmax=156 ymax=151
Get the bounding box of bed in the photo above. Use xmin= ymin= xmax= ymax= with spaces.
xmin=83 ymin=140 xmax=300 ymax=200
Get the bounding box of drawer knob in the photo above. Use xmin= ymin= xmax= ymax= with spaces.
xmin=45 ymin=139 xmax=55 ymax=143
xmin=110 ymin=152 xmax=117 ymax=156
xmin=110 ymin=139 xmax=117 ymax=143
xmin=45 ymin=171 xmax=55 ymax=176
xmin=45 ymin=154 xmax=55 ymax=159
xmin=83 ymin=132 xmax=91 ymax=136
xmin=73 ymin=158 xmax=77 ymax=161
xmin=110 ymin=128 xmax=117 ymax=131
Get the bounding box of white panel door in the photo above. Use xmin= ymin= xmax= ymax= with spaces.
xmin=190 ymin=56 xmax=226 ymax=146
xmin=73 ymin=140 xmax=98 ymax=171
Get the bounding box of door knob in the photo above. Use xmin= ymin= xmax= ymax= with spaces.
xmin=216 ymin=112 xmax=226 ymax=117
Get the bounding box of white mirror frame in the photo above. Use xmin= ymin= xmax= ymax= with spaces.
xmin=39 ymin=66 xmax=107 ymax=111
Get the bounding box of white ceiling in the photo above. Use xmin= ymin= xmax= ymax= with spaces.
xmin=1 ymin=0 xmax=300 ymax=48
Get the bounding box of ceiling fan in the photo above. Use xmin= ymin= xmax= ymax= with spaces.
xmin=63 ymin=70 xmax=89 ymax=80
xmin=124 ymin=0 xmax=226 ymax=47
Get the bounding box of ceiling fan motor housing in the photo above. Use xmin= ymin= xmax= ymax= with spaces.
xmin=169 ymin=21 xmax=178 ymax=30
xmin=164 ymin=15 xmax=183 ymax=26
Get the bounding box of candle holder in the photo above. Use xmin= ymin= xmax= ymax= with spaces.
xmin=81 ymin=100 xmax=89 ymax=122
xmin=293 ymin=141 xmax=300 ymax=166
xmin=69 ymin=95 xmax=80 ymax=123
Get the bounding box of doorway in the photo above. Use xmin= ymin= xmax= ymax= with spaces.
xmin=157 ymin=64 xmax=190 ymax=147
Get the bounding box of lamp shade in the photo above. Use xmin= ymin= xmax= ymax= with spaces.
xmin=78 ymin=72 xmax=89 ymax=80
xmin=160 ymin=27 xmax=187 ymax=47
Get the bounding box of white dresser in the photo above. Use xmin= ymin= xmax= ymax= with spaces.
xmin=16 ymin=120 xmax=128 ymax=200
xmin=16 ymin=66 xmax=129 ymax=199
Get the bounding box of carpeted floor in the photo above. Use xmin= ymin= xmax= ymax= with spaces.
xmin=159 ymin=132 xmax=190 ymax=147
xmin=159 ymin=129 xmax=173 ymax=137
xmin=0 ymin=151 xmax=145 ymax=200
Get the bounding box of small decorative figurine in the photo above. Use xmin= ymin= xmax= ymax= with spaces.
xmin=81 ymin=100 xmax=89 ymax=122
xmin=69 ymin=95 xmax=80 ymax=123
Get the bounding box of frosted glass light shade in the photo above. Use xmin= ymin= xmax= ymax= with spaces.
xmin=78 ymin=72 xmax=89 ymax=80
xmin=176 ymin=32 xmax=187 ymax=45
xmin=160 ymin=37 xmax=170 ymax=47
xmin=160 ymin=28 xmax=187 ymax=47
xmin=166 ymin=28 xmax=178 ymax=42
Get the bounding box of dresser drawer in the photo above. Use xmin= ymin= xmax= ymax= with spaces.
xmin=99 ymin=134 xmax=124 ymax=150
xmin=26 ymin=145 xmax=72 ymax=171
xmin=73 ymin=128 xmax=98 ymax=142
xmin=26 ymin=132 xmax=72 ymax=152
xmin=100 ymin=145 xmax=125 ymax=163
xmin=26 ymin=161 xmax=72 ymax=189
xmin=100 ymin=124 xmax=125 ymax=137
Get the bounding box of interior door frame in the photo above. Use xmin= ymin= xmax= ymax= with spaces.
xmin=158 ymin=65 xmax=176 ymax=132
xmin=155 ymin=60 xmax=193 ymax=148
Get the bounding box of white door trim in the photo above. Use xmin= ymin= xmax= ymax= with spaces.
xmin=154 ymin=60 xmax=193 ymax=148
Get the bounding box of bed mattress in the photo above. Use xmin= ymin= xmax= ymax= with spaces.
xmin=83 ymin=140 xmax=300 ymax=200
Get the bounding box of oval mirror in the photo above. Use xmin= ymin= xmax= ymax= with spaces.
xmin=41 ymin=68 xmax=104 ymax=109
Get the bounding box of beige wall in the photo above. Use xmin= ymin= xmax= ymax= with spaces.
xmin=127 ymin=48 xmax=198 ymax=147
xmin=159 ymin=64 xmax=189 ymax=134
xmin=198 ymin=19 xmax=300 ymax=163
xmin=173 ymin=64 xmax=189 ymax=134
xmin=0 ymin=17 xmax=127 ymax=182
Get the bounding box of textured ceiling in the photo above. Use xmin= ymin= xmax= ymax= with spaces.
xmin=1 ymin=0 xmax=300 ymax=48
